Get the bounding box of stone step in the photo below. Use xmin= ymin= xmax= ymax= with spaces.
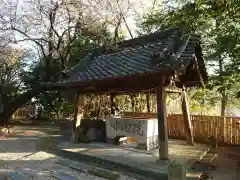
xmin=186 ymin=148 xmax=217 ymax=179
xmin=199 ymin=153 xmax=217 ymax=165
xmin=52 ymin=171 xmax=78 ymax=180
xmin=194 ymin=149 xmax=218 ymax=171
xmin=186 ymin=172 xmax=202 ymax=180
xmin=0 ymin=172 xmax=24 ymax=180
xmin=56 ymin=159 xmax=120 ymax=180
xmin=56 ymin=159 xmax=93 ymax=172
xmin=88 ymin=168 xmax=120 ymax=180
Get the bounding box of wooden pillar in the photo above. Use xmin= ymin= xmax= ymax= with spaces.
xmin=71 ymin=93 xmax=78 ymax=133
xmin=156 ymin=77 xmax=168 ymax=160
xmin=110 ymin=94 xmax=115 ymax=115
xmin=71 ymin=93 xmax=84 ymax=142
xmin=146 ymin=93 xmax=150 ymax=113
xmin=130 ymin=95 xmax=135 ymax=112
xmin=220 ymin=117 xmax=226 ymax=144
xmin=181 ymin=87 xmax=194 ymax=145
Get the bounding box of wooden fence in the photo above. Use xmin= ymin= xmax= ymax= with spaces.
xmin=12 ymin=109 xmax=29 ymax=119
xmin=121 ymin=112 xmax=240 ymax=145
xmin=168 ymin=114 xmax=240 ymax=145
xmin=12 ymin=105 xmax=35 ymax=119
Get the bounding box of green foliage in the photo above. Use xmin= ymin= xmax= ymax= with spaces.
xmin=189 ymin=88 xmax=220 ymax=112
xmin=67 ymin=29 xmax=112 ymax=67
xmin=0 ymin=46 xmax=27 ymax=103
xmin=21 ymin=26 xmax=118 ymax=120
xmin=138 ymin=0 xmax=240 ymax=115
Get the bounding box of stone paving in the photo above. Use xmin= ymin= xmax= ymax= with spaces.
xmin=1 ymin=152 xmax=136 ymax=180
xmin=58 ymin=140 xmax=209 ymax=173
xmin=58 ymin=140 xmax=209 ymax=180
xmin=0 ymin=126 xmax=137 ymax=180
xmin=204 ymin=147 xmax=240 ymax=180
xmin=1 ymin=124 xmax=239 ymax=180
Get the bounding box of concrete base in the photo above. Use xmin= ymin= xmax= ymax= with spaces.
xmin=147 ymin=135 xmax=159 ymax=151
xmin=58 ymin=139 xmax=210 ymax=180
xmin=105 ymin=117 xmax=159 ymax=152
xmin=0 ymin=172 xmax=24 ymax=180
xmin=168 ymin=164 xmax=186 ymax=180
xmin=136 ymin=143 xmax=147 ymax=150
xmin=136 ymin=135 xmax=159 ymax=151
xmin=106 ymin=135 xmax=159 ymax=151
xmin=106 ymin=138 xmax=117 ymax=145
xmin=0 ymin=174 xmax=12 ymax=180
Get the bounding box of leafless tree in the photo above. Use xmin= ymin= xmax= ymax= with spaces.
xmin=0 ymin=0 xmax=137 ymax=125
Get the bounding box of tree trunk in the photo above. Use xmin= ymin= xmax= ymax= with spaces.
xmin=56 ymin=108 xmax=60 ymax=120
xmin=219 ymin=57 xmax=227 ymax=117
xmin=0 ymin=86 xmax=45 ymax=126
xmin=221 ymin=91 xmax=227 ymax=117
xmin=220 ymin=90 xmax=227 ymax=143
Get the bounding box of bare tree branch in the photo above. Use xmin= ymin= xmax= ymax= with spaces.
xmin=56 ymin=26 xmax=80 ymax=50
xmin=114 ymin=16 xmax=122 ymax=43
xmin=1 ymin=26 xmax=47 ymax=57
xmin=14 ymin=38 xmax=48 ymax=43
xmin=116 ymin=0 xmax=133 ymax=38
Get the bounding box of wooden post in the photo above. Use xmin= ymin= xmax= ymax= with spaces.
xmin=146 ymin=93 xmax=150 ymax=113
xmin=71 ymin=93 xmax=79 ymax=134
xmin=130 ymin=95 xmax=135 ymax=112
xmin=220 ymin=117 xmax=226 ymax=144
xmin=181 ymin=87 xmax=194 ymax=145
xmin=110 ymin=94 xmax=114 ymax=115
xmin=71 ymin=93 xmax=84 ymax=142
xmin=156 ymin=77 xmax=168 ymax=160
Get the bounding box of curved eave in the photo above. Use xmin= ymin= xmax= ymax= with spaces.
xmin=45 ymin=71 xmax=174 ymax=94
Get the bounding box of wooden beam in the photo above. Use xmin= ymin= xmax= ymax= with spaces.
xmin=181 ymin=87 xmax=194 ymax=145
xmin=48 ymin=71 xmax=175 ymax=94
xmin=193 ymin=55 xmax=205 ymax=87
xmin=156 ymin=77 xmax=168 ymax=160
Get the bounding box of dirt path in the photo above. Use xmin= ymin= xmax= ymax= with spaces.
xmin=0 ymin=125 xmax=137 ymax=180
xmin=0 ymin=125 xmax=60 ymax=172
xmin=209 ymin=147 xmax=240 ymax=180
xmin=2 ymin=124 xmax=239 ymax=180
xmin=196 ymin=146 xmax=240 ymax=180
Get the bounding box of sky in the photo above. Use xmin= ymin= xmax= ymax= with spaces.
xmin=5 ymin=0 xmax=156 ymax=70
xmin=12 ymin=0 xmax=155 ymax=45
xmin=10 ymin=0 xmax=214 ymax=75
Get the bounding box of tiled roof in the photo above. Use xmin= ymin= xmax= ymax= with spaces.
xmin=66 ymin=28 xmax=205 ymax=85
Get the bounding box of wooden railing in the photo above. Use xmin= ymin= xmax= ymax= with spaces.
xmin=121 ymin=112 xmax=240 ymax=145
xmin=12 ymin=109 xmax=30 ymax=119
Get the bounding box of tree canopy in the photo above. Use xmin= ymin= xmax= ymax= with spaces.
xmin=0 ymin=0 xmax=131 ymax=123
xmin=138 ymin=0 xmax=240 ymax=115
xmin=1 ymin=0 xmax=240 ymax=124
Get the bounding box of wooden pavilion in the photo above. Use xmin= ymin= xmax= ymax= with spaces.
xmin=55 ymin=28 xmax=208 ymax=160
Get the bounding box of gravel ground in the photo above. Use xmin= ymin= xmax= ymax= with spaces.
xmin=207 ymin=147 xmax=240 ymax=180
xmin=3 ymin=124 xmax=239 ymax=180
xmin=0 ymin=125 xmax=137 ymax=180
